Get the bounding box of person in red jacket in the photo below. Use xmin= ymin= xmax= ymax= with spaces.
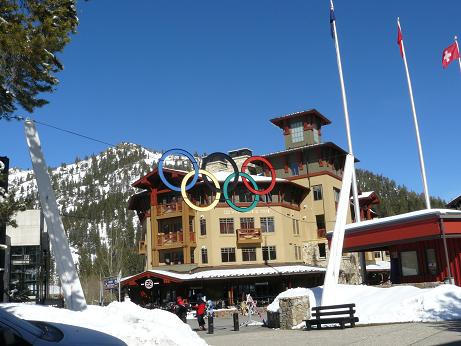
xmin=175 ymin=296 xmax=187 ymax=323
xmin=194 ymin=296 xmax=207 ymax=330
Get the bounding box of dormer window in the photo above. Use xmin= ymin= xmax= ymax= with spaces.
xmin=291 ymin=121 xmax=304 ymax=143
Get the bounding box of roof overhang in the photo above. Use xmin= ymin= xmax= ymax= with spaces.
xmin=121 ymin=264 xmax=326 ymax=287
xmin=329 ymin=209 xmax=461 ymax=252
xmin=270 ymin=109 xmax=332 ymax=128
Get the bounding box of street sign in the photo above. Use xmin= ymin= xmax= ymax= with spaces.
xmin=144 ymin=279 xmax=153 ymax=289
xmin=103 ymin=277 xmax=119 ymax=290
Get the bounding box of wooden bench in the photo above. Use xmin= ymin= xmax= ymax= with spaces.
xmin=305 ymin=303 xmax=358 ymax=330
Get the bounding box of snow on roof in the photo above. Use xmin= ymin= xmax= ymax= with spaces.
xmin=148 ymin=265 xmax=325 ymax=281
xmin=341 ymin=209 xmax=461 ymax=233
xmin=350 ymin=191 xmax=374 ymax=199
xmin=366 ymin=261 xmax=391 ymax=271
xmin=447 ymin=194 xmax=461 ymax=207
xmin=262 ymin=142 xmax=351 ymax=159
xmin=211 ymin=170 xmax=287 ymax=183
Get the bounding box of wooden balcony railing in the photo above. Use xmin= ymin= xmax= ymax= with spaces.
xmin=236 ymin=228 xmax=262 ymax=244
xmin=317 ymin=228 xmax=326 ymax=238
xmin=157 ymin=202 xmax=183 ymax=216
xmin=138 ymin=240 xmax=147 ymax=255
xmin=157 ymin=231 xmax=196 ymax=247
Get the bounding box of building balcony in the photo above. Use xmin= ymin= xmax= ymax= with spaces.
xmin=317 ymin=228 xmax=326 ymax=238
xmin=236 ymin=228 xmax=262 ymax=245
xmin=157 ymin=202 xmax=183 ymax=216
xmin=157 ymin=231 xmax=196 ymax=249
xmin=138 ymin=240 xmax=147 ymax=255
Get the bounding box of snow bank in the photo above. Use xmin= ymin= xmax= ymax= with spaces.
xmin=266 ymin=287 xmax=316 ymax=312
xmin=1 ymin=300 xmax=207 ymax=346
xmin=266 ymin=284 xmax=461 ymax=325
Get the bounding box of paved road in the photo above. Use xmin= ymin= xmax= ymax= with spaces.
xmin=188 ymin=317 xmax=461 ymax=345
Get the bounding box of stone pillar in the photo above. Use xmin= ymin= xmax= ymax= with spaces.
xmin=279 ymin=296 xmax=310 ymax=330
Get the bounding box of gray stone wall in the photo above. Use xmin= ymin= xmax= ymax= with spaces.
xmin=303 ymin=241 xmax=362 ymax=285
xmin=279 ymin=296 xmax=310 ymax=330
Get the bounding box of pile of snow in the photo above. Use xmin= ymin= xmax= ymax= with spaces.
xmin=267 ymin=287 xmax=316 ymax=312
xmin=1 ymin=300 xmax=207 ymax=346
xmin=266 ymin=284 xmax=461 ymax=324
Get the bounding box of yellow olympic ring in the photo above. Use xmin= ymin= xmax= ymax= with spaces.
xmin=181 ymin=169 xmax=221 ymax=212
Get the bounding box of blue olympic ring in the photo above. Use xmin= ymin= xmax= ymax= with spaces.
xmin=158 ymin=149 xmax=200 ymax=192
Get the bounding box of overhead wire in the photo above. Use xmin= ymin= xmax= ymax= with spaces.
xmin=2 ymin=113 xmax=351 ymax=226
xmin=1 ymin=114 xmax=117 ymax=148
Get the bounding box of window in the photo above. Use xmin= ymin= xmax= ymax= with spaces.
xmin=240 ymin=217 xmax=254 ymax=229
xmin=290 ymin=121 xmax=304 ymax=143
xmin=190 ymin=248 xmax=195 ymax=264
xmin=262 ymin=246 xmax=277 ymax=261
xmin=200 ymin=218 xmax=206 ymax=236
xmin=294 ymin=245 xmax=302 ymax=260
xmin=333 ymin=187 xmax=340 ymax=204
xmin=374 ymin=251 xmax=382 ymax=259
xmin=260 ymin=217 xmax=275 ymax=233
xmin=221 ymin=247 xmax=236 ymax=262
xmin=318 ymin=243 xmax=326 ymax=258
xmin=426 ymin=249 xmax=437 ymax=275
xmin=201 ymin=248 xmax=208 ymax=264
xmin=313 ymin=185 xmax=323 ymax=201
xmin=401 ymin=251 xmax=419 ymax=276
xmin=219 ymin=218 xmax=234 ymax=234
xmin=242 ymin=247 xmax=257 ymax=261
xmin=316 ymin=214 xmax=326 ymax=230
xmin=313 ymin=128 xmax=319 ymax=144
xmin=292 ymin=219 xmax=300 ymax=235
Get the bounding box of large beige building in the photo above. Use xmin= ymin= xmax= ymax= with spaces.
xmin=125 ymin=109 xmax=360 ymax=305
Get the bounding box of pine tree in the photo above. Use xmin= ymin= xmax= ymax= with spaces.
xmin=0 ymin=0 xmax=79 ymax=118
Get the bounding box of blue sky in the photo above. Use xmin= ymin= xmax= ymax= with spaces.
xmin=2 ymin=0 xmax=461 ymax=202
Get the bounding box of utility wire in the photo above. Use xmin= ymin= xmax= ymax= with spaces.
xmin=1 ymin=114 xmax=117 ymax=148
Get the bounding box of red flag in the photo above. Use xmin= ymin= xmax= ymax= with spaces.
xmin=397 ymin=22 xmax=403 ymax=57
xmin=442 ymin=42 xmax=460 ymax=68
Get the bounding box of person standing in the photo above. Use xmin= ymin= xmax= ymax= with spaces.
xmin=194 ymin=297 xmax=207 ymax=331
xmin=175 ymin=296 xmax=187 ymax=323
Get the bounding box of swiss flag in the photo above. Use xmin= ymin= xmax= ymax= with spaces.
xmin=442 ymin=42 xmax=460 ymax=68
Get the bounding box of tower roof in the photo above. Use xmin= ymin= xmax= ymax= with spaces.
xmin=270 ymin=109 xmax=331 ymax=129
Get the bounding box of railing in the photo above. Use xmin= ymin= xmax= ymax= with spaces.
xmin=157 ymin=202 xmax=183 ymax=216
xmin=236 ymin=228 xmax=262 ymax=244
xmin=138 ymin=240 xmax=147 ymax=255
xmin=157 ymin=231 xmax=196 ymax=247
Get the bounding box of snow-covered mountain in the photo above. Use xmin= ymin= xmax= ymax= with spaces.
xmin=8 ymin=142 xmax=197 ymax=295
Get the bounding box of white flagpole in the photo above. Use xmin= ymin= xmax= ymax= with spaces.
xmin=330 ymin=0 xmax=361 ymax=223
xmin=397 ymin=18 xmax=431 ymax=209
xmin=455 ymin=36 xmax=461 ymax=73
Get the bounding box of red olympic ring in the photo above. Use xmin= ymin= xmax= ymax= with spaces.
xmin=241 ymin=156 xmax=276 ymax=195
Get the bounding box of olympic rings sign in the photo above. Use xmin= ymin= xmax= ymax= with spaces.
xmin=158 ymin=149 xmax=277 ymax=213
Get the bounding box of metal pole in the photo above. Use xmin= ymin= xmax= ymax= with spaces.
xmin=330 ymin=0 xmax=367 ymax=283
xmin=455 ymin=36 xmax=461 ymax=73
xmin=439 ymin=219 xmax=454 ymax=284
xmin=330 ymin=0 xmax=361 ymax=223
xmin=398 ymin=18 xmax=431 ymax=209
